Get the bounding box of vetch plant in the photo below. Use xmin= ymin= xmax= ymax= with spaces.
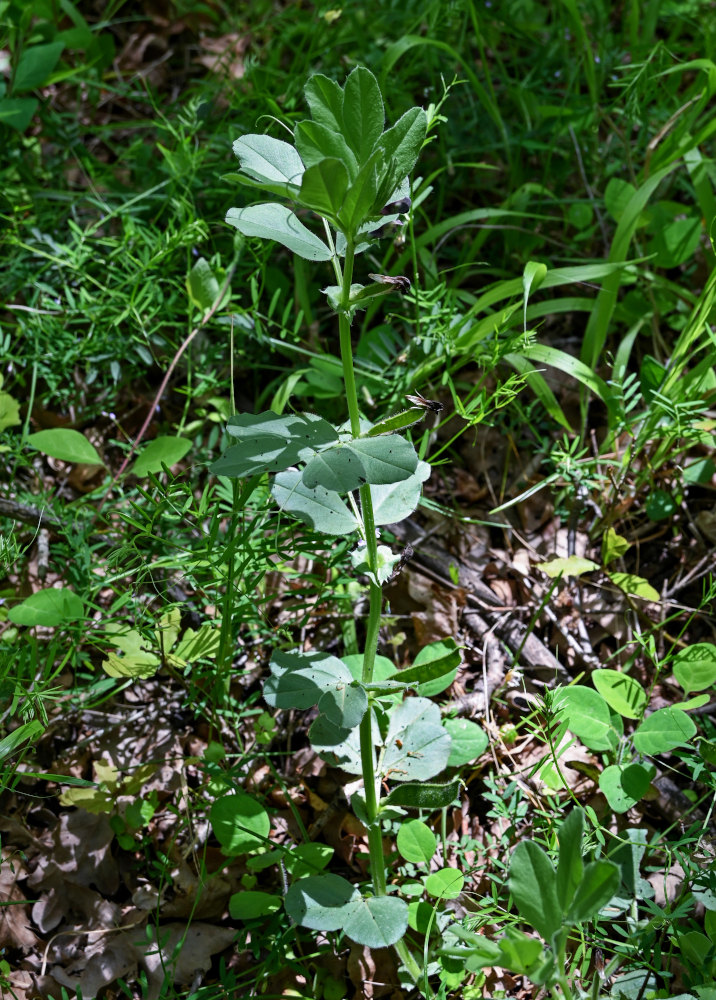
xmin=210 ymin=68 xmax=463 ymax=984
xmin=442 ymin=809 xmax=621 ymax=1000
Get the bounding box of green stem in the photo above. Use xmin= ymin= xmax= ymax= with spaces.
xmin=336 ymin=237 xmax=424 ymax=991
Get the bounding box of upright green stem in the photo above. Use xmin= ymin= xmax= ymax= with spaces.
xmin=336 ymin=245 xmax=384 ymax=827
xmin=336 ymin=241 xmax=424 ymax=991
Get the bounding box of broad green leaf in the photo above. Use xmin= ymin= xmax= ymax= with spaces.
xmin=677 ymin=930 xmax=714 ymax=968
xmin=213 ymin=411 xmax=337 ymax=478
xmin=565 ymin=859 xmax=620 ymax=924
xmin=607 ymin=572 xmax=660 ymax=602
xmin=444 ymin=718 xmax=488 ymax=767
xmin=294 ymin=120 xmax=359 ymax=177
xmin=9 ymin=587 xmax=84 ymax=627
xmin=342 ymin=653 xmax=396 ymax=684
xmin=396 ymin=819 xmax=437 ymax=864
xmin=679 ymin=693 xmax=711 ymax=711
xmin=539 ymin=556 xmax=599 ymax=579
xmin=602 ymin=528 xmax=631 ymax=566
xmin=342 ymin=66 xmax=384 ymax=164
xmin=599 ymin=763 xmax=653 ymax=813
xmin=493 ymin=928 xmax=545 ymax=976
xmin=301 ymin=446 xmax=365 ymax=492
xmin=187 ymin=256 xmax=221 ymax=313
xmin=229 ymin=891 xmax=282 ymax=920
xmin=343 ymin=894 xmax=408 ymax=948
xmin=369 ymin=460 xmax=431 ymax=525
xmin=425 ymin=867 xmax=464 ymax=900
xmin=672 ymin=643 xmax=716 ymax=693
xmin=284 ymin=843 xmax=334 ymax=877
xmin=645 ymin=489 xmax=676 ymax=522
xmin=226 ymin=410 xmax=336 ymax=449
xmin=383 ymin=779 xmax=461 ymax=810
xmin=348 ymin=435 xmax=419 ymax=483
xmin=58 ymin=786 xmax=113 ymax=813
xmin=155 ymin=608 xmax=181 ymax=656
xmin=102 ymin=628 xmax=159 ymax=678
xmin=265 ymin=649 xmax=353 ymax=710
xmin=337 ymin=147 xmax=386 ymax=234
xmin=286 ymin=874 xmax=408 ymax=947
xmin=318 ymin=681 xmax=368 ymax=730
xmin=684 ymin=458 xmax=715 ymax=484
xmin=553 ymin=686 xmax=616 ymax=751
xmin=556 ymin=810 xmax=584 ymax=912
xmin=640 ymin=354 xmax=667 ymax=403
xmin=592 ymin=669 xmax=647 ymax=720
xmin=171 ymin=623 xmax=220 ymax=664
xmin=633 ymin=706 xmax=696 ymax=755
xmin=210 ymin=792 xmax=270 ymax=855
xmin=226 ymin=203 xmax=332 ymax=261
xmin=304 ymin=73 xmax=344 ymax=133
xmin=609 ymin=827 xmax=648 ymax=896
xmin=375 ymin=106 xmax=428 ymax=194
xmin=382 ymin=697 xmax=452 ymax=782
xmin=14 ymin=41 xmax=65 ymax=93
xmin=0 ymin=96 xmax=38 ymax=131
xmin=611 ymin=970 xmax=660 ymax=1000
xmin=232 ymin=134 xmax=304 ymax=194
xmin=131 ymin=436 xmax=192 ymax=477
xmin=285 ymin=874 xmax=357 ymax=931
xmin=298 ymin=158 xmax=350 ymax=218
xmin=271 ymin=469 xmax=359 ymax=535
xmin=302 ymin=435 xmax=419 ymax=492
xmin=604 ymin=178 xmax=638 ymax=223
xmin=396 ymin=638 xmax=461 ymax=696
xmin=509 ymin=840 xmax=563 ymax=940
xmin=309 ymin=713 xmax=364 ymax=773
xmin=409 ymin=900 xmax=437 ymax=935
xmin=648 ymin=207 xmax=701 ymax=268
xmin=27 ymin=428 xmax=103 ymax=465
xmin=0 ymin=390 xmax=20 ymax=431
